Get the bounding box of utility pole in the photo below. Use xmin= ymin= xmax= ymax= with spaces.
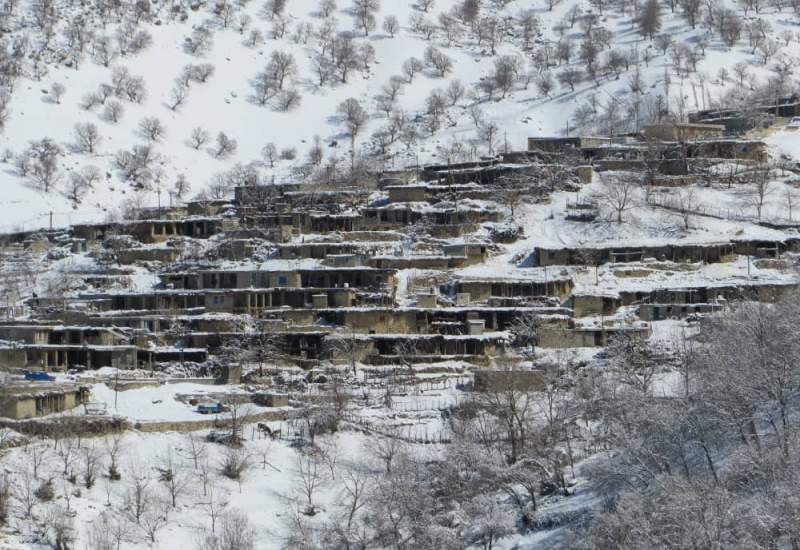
xmin=49 ymin=211 xmax=53 ymax=231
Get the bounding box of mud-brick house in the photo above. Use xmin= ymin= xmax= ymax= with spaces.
xmin=326 ymin=333 xmax=508 ymax=365
xmin=641 ymin=123 xmax=725 ymax=141
xmin=0 ymin=325 xmax=131 ymax=347
xmin=0 ymin=381 xmax=90 ymax=419
xmin=368 ymin=256 xmax=452 ymax=270
xmin=138 ymin=347 xmax=209 ymax=367
xmin=100 ymin=291 xmax=206 ymax=313
xmin=276 ymin=242 xmax=361 ymax=260
xmin=537 ymin=322 xmax=651 ymax=348
xmin=527 ymin=136 xmax=612 ymax=155
xmin=116 ymin=246 xmax=182 ymax=265
xmin=451 ymin=277 xmax=575 ymax=303
xmin=385 ymin=183 xmax=491 ymax=204
xmin=686 ymin=140 xmax=768 ymax=163
xmin=233 ymin=183 xmax=304 ymax=206
xmin=72 ymin=218 xmax=225 ymax=246
xmin=160 ymin=268 xmax=396 ymax=293
xmin=638 ymin=302 xmax=722 ymax=321
xmin=619 ymin=281 xmax=800 ymax=309
xmin=204 ymin=288 xmax=359 ymax=314
xmin=316 ymin=308 xmax=422 ymax=334
xmin=160 ymin=270 xmax=302 ymax=290
xmin=185 ymin=199 xmax=232 ymax=217
xmin=20 ymin=344 xmax=138 ymax=370
xmin=568 ymin=292 xmax=622 ymax=317
xmin=386 ymin=185 xmax=429 ymax=203
xmin=0 ymin=325 xmax=54 ymax=345
xmin=532 ymin=242 xmax=736 ymax=267
xmin=315 ymin=306 xmax=570 ymax=335
xmin=72 ymin=222 xmax=116 ymax=244
xmin=297 ymin=268 xmax=397 ymax=291
xmin=213 ymin=238 xmax=260 ymax=261
xmin=759 ymin=94 xmax=800 ymax=117
xmin=309 ymin=213 xmax=361 ymax=233
xmin=443 ymin=243 xmax=489 ymax=266
xmin=688 ymin=108 xmax=767 ymax=134
xmin=128 ymin=218 xmax=225 ymax=243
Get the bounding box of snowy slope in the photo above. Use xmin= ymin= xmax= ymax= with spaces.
xmin=2 ymin=0 xmax=800 ymax=231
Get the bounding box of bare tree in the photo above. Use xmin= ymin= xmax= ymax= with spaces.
xmin=56 ymin=438 xmax=78 ymax=477
xmin=383 ymin=14 xmax=399 ymax=36
xmin=261 ymin=142 xmax=278 ymax=167
xmin=370 ymin=433 xmax=404 ymax=473
xmin=220 ymin=447 xmax=250 ymax=481
xmin=104 ymin=431 xmax=125 ymax=480
xmin=446 ymin=78 xmax=466 ymax=106
xmin=157 ymin=448 xmax=191 ymax=508
xmin=424 ymin=46 xmax=454 ymax=77
xmin=276 ymin=88 xmax=302 ymax=111
xmin=124 ymin=459 xmax=151 ymax=524
xmin=675 ymin=187 xmax=697 ymax=229
xmin=265 ymin=50 xmax=297 ymax=90
xmin=509 ymin=311 xmax=541 ymax=364
xmin=200 ymin=508 xmax=256 ymax=550
xmin=264 ymin=0 xmax=287 ymax=19
xmin=293 ymin=450 xmax=324 ymax=515
xmin=557 ymin=67 xmax=583 ymax=91
xmin=50 ymin=82 xmax=65 ymax=103
xmin=190 ymin=127 xmax=210 ymax=150
xmin=168 ymin=81 xmax=189 ymax=110
xmin=639 ymin=0 xmax=662 ymax=39
xmin=319 ymin=0 xmax=337 ymax=17
xmin=43 ymin=504 xmax=76 ymax=550
xmin=102 ymin=100 xmax=125 ymax=123
xmin=747 ymin=163 xmax=774 ymax=221
xmin=214 ymin=132 xmax=238 ymax=158
xmin=493 ymin=55 xmax=522 ymax=98
xmin=28 ymin=137 xmax=63 ymax=192
xmin=73 ymin=122 xmax=102 ymax=153
xmin=138 ymin=116 xmax=166 ymax=142
xmin=401 ymin=56 xmax=424 ymax=82
xmin=139 ymin=498 xmax=169 ymax=543
xmin=593 ymin=173 xmax=636 ymax=223
xmin=352 ymin=0 xmax=380 ymax=36
xmin=14 ymin=468 xmax=37 ymax=518
xmin=65 ymin=170 xmax=92 ymax=203
xmin=337 ymin=98 xmax=368 ymax=170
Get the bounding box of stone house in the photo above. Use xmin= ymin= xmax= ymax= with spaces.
xmin=452 ymin=278 xmax=575 ymax=302
xmin=537 ymin=323 xmax=651 ymax=348
xmin=527 ymin=136 xmax=612 ymax=154
xmin=641 ymin=123 xmax=725 ymax=141
xmin=0 ymin=382 xmax=90 ymax=419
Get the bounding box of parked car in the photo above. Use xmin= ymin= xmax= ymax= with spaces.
xmin=197 ymin=402 xmax=225 ymax=414
xmin=24 ymin=371 xmax=55 ymax=382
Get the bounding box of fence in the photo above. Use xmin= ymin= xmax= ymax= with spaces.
xmin=646 ymin=193 xmax=755 ymax=223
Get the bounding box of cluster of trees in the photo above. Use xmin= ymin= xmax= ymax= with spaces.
xmin=580 ymin=295 xmax=800 ymax=548
xmin=251 ymin=50 xmax=301 ymax=110
xmin=0 ymin=421 xmax=267 ymax=549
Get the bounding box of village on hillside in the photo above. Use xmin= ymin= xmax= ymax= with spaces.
xmin=0 ymin=105 xmax=799 ymax=546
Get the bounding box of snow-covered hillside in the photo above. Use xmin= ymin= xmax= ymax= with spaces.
xmin=1 ymin=0 xmax=799 ymax=230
